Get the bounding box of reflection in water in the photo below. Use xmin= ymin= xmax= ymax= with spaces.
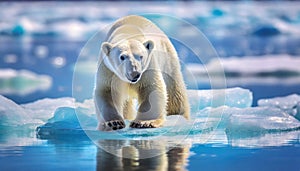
xmin=96 ymin=139 xmax=190 ymax=171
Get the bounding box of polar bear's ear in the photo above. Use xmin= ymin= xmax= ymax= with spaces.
xmin=101 ymin=42 xmax=113 ymax=56
xmin=143 ymin=40 xmax=154 ymax=53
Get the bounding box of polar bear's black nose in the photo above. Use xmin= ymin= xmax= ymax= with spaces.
xmin=130 ymin=72 xmax=141 ymax=82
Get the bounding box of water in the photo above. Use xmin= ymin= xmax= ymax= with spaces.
xmin=1 ymin=1 xmax=300 ymax=171
xmin=1 ymin=131 xmax=300 ymax=171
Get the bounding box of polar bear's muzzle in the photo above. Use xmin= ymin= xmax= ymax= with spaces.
xmin=126 ymin=71 xmax=141 ymax=83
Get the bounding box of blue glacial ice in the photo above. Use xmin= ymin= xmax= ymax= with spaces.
xmin=252 ymin=25 xmax=281 ymax=37
xmin=21 ymin=97 xmax=75 ymax=122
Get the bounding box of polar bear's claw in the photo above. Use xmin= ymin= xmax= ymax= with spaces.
xmin=104 ymin=120 xmax=125 ymax=130
xmin=130 ymin=120 xmax=159 ymax=128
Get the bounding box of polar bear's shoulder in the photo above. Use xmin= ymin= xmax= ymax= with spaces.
xmin=106 ymin=15 xmax=165 ymax=41
xmin=107 ymin=25 xmax=143 ymax=43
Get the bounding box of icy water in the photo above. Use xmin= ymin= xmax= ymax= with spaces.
xmin=1 ymin=136 xmax=300 ymax=171
xmin=1 ymin=1 xmax=300 ymax=171
xmin=1 ymin=129 xmax=300 ymax=171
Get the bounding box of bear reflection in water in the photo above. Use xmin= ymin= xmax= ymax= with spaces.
xmin=96 ymin=139 xmax=190 ymax=171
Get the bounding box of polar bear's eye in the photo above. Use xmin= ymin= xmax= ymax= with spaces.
xmin=140 ymin=56 xmax=143 ymax=60
xmin=120 ymin=55 xmax=126 ymax=61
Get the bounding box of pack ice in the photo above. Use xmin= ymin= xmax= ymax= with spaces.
xmin=0 ymin=87 xmax=299 ymax=146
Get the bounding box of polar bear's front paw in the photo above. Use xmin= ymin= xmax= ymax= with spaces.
xmin=102 ymin=120 xmax=125 ymax=131
xmin=129 ymin=119 xmax=163 ymax=129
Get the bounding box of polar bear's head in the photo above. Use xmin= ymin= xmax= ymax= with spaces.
xmin=101 ymin=39 xmax=154 ymax=84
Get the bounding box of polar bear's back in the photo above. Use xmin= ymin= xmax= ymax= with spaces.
xmin=106 ymin=15 xmax=167 ymax=43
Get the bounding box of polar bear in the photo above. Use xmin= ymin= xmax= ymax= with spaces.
xmin=94 ymin=15 xmax=190 ymax=131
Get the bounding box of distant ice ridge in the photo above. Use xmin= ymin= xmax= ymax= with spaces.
xmin=1 ymin=2 xmax=299 ymax=38
xmin=186 ymin=54 xmax=300 ymax=86
xmin=0 ymin=69 xmax=52 ymax=95
xmin=187 ymin=55 xmax=300 ymax=76
xmin=1 ymin=2 xmax=300 ymax=56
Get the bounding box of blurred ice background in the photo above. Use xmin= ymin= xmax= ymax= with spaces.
xmin=0 ymin=1 xmax=299 ymax=104
xmin=0 ymin=1 xmax=300 ymax=170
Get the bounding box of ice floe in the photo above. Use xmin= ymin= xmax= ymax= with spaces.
xmin=258 ymin=94 xmax=300 ymax=120
xmin=187 ymin=55 xmax=300 ymax=76
xmin=21 ymin=97 xmax=75 ymax=122
xmin=0 ymin=69 xmax=52 ymax=96
xmin=1 ymin=87 xmax=300 ymax=147
xmin=0 ymin=95 xmax=40 ymax=127
xmin=186 ymin=55 xmax=300 ymax=86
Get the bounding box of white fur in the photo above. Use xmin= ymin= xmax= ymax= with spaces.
xmin=94 ymin=15 xmax=190 ymax=131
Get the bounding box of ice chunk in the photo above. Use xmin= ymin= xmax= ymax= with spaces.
xmin=258 ymin=94 xmax=300 ymax=120
xmin=0 ymin=95 xmax=76 ymax=128
xmin=37 ymin=97 xmax=300 ymax=140
xmin=36 ymin=105 xmax=300 ymax=142
xmin=1 ymin=86 xmax=298 ymax=145
xmin=258 ymin=94 xmax=300 ymax=109
xmin=252 ymin=25 xmax=281 ymax=36
xmin=47 ymin=107 xmax=97 ymax=127
xmin=211 ymin=8 xmax=225 ymax=17
xmin=36 ymin=112 xmax=195 ymax=140
xmin=22 ymin=97 xmax=75 ymax=122
xmin=193 ymin=106 xmax=300 ymax=137
xmin=0 ymin=95 xmax=41 ymax=127
xmin=0 ymin=69 xmax=52 ymax=95
xmin=225 ymin=107 xmax=300 ymax=136
xmin=36 ymin=107 xmax=97 ymax=139
xmin=11 ymin=25 xmax=25 ymax=36
xmin=188 ymin=105 xmax=300 ymax=147
xmin=187 ymin=87 xmax=252 ymax=112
